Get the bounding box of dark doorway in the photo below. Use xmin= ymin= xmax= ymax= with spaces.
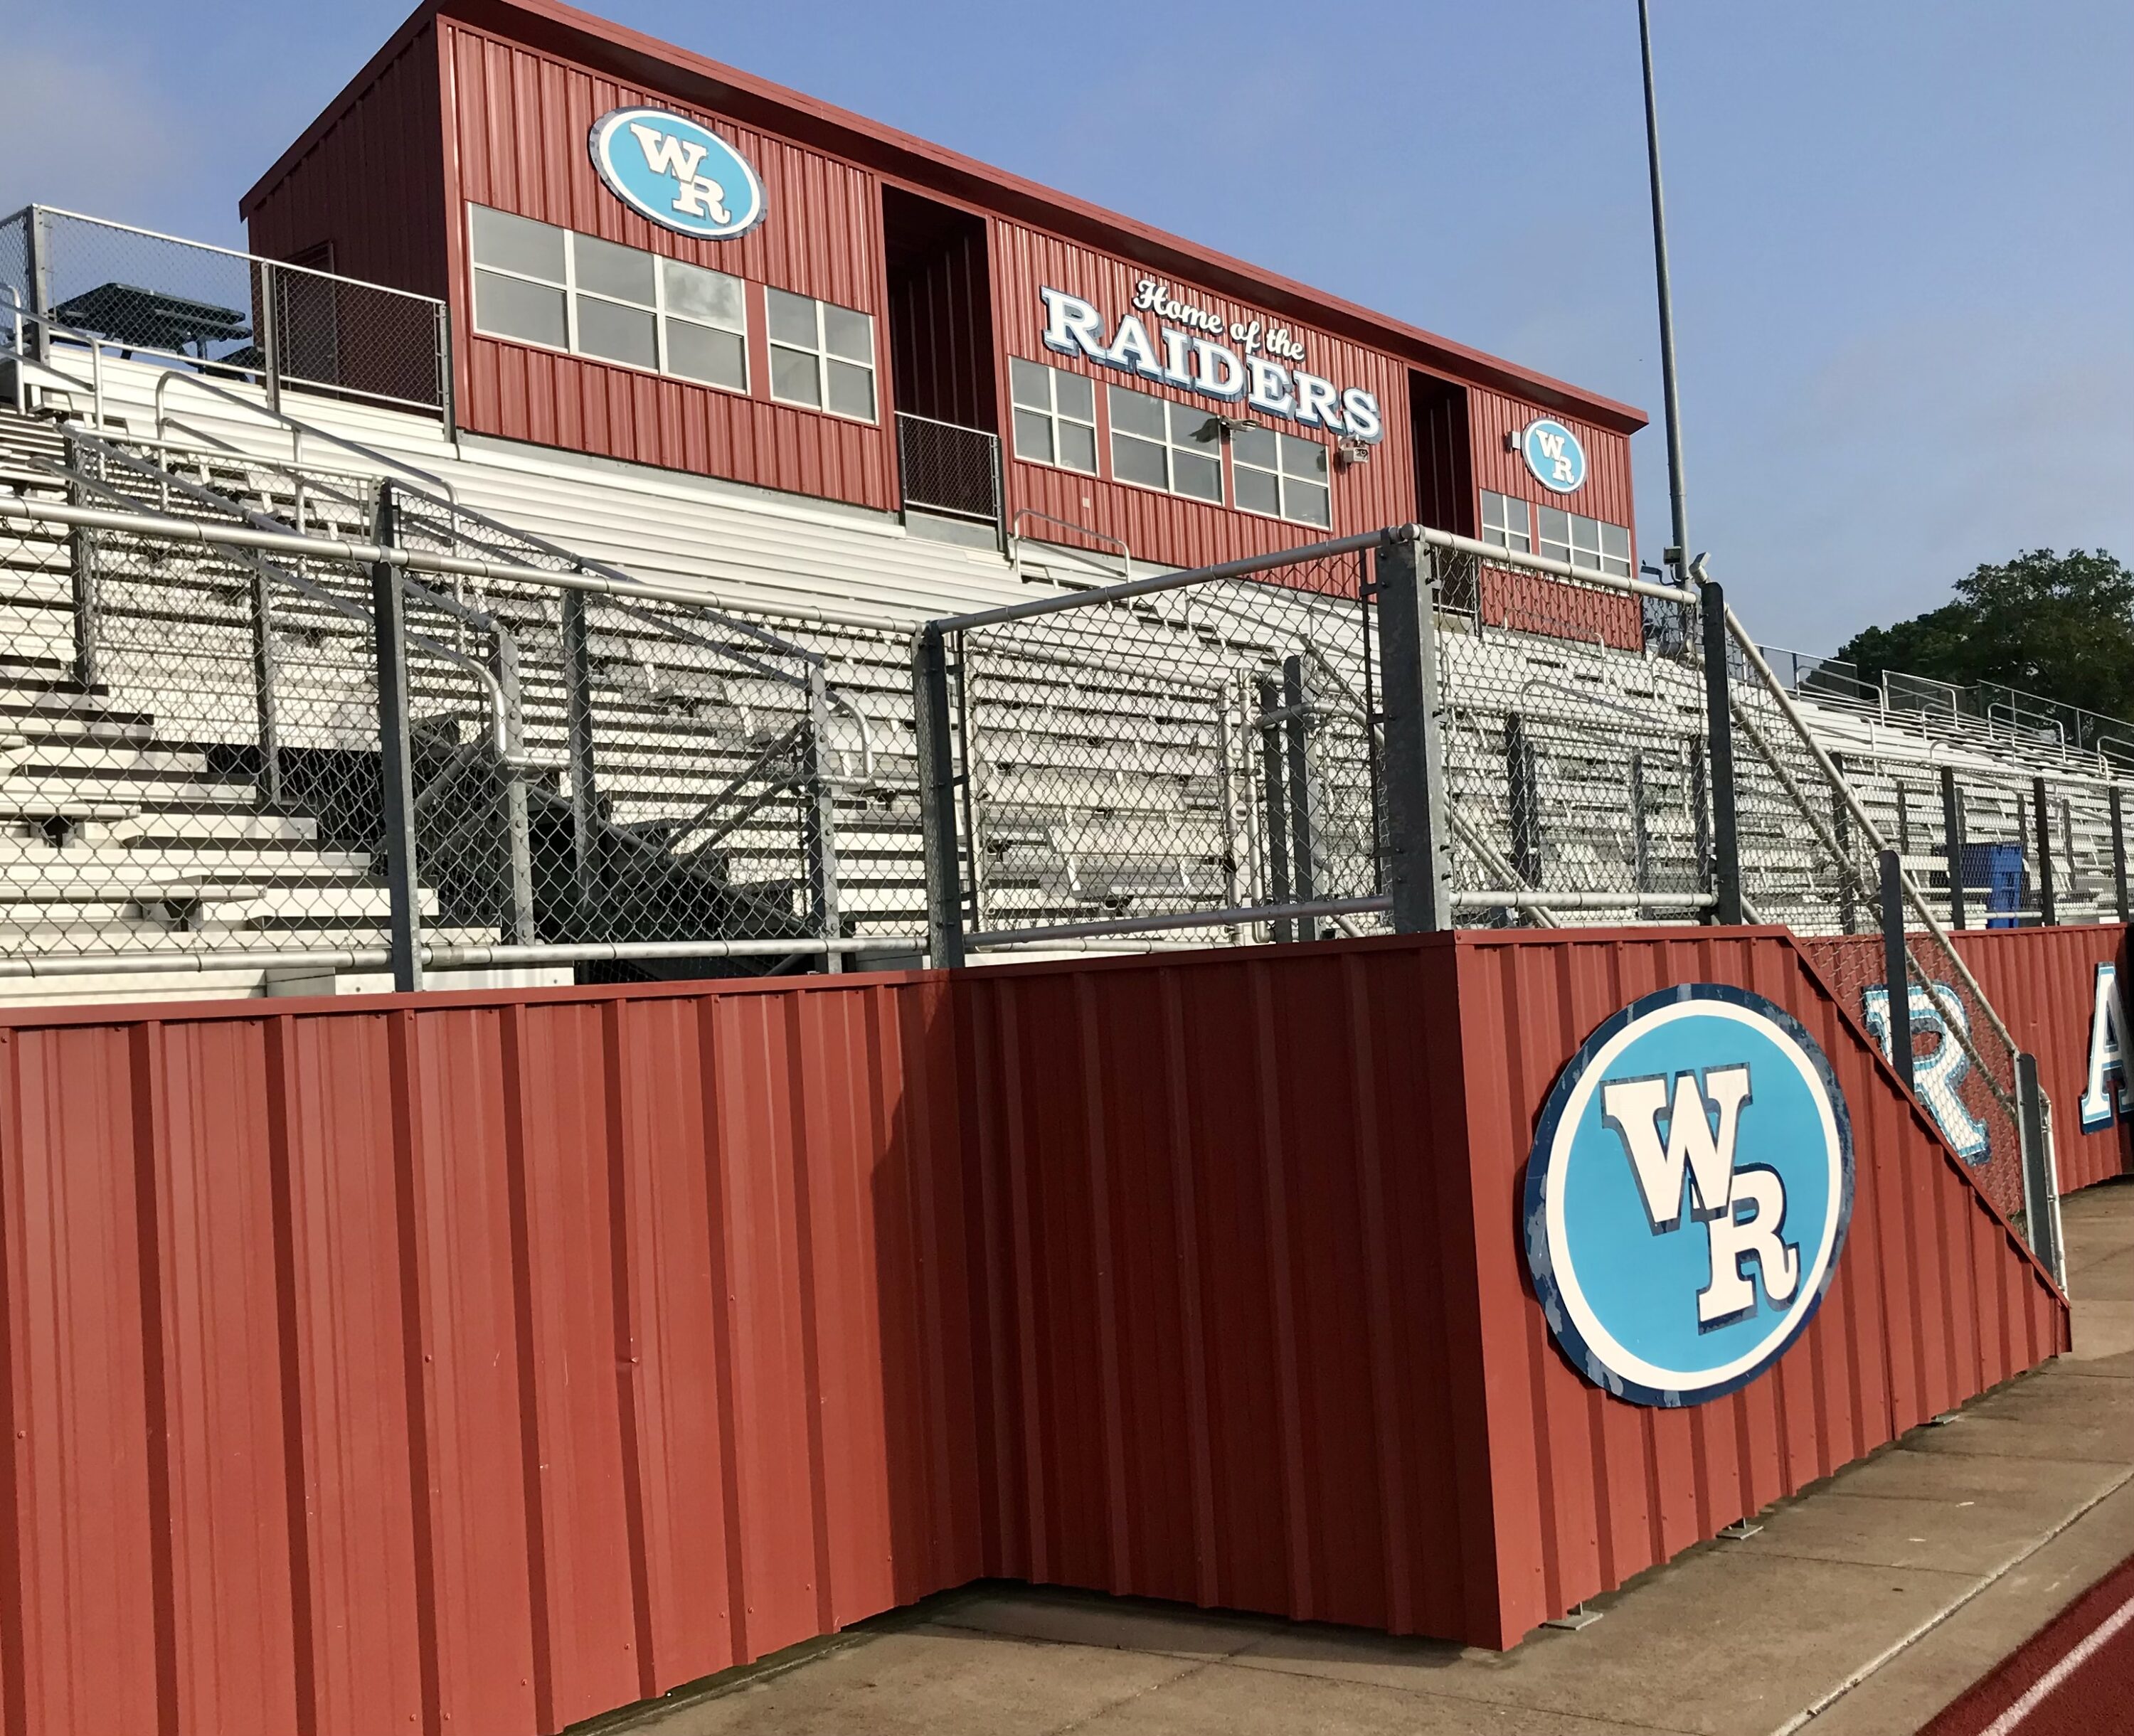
xmin=1409 ymin=371 xmax=1473 ymax=538
xmin=883 ymin=187 xmax=1001 ymax=536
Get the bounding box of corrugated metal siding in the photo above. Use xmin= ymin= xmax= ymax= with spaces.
xmin=955 ymin=944 xmax=1498 ymax=1641
xmin=0 ymin=932 xmax=2069 ymax=1731
xmin=0 ymin=977 xmax=980 ymax=1736
xmin=1951 ymin=923 xmax=2134 ymax=1193
xmin=886 ymin=202 xmax=994 ymax=430
xmin=438 ymin=19 xmax=895 ymax=510
xmin=242 ymin=22 xmax=450 ymax=300
xmin=1468 ymin=383 xmax=1636 ymax=538
xmin=990 ymin=219 xmax=1417 ymax=574
xmin=1453 ymin=928 xmax=2066 ymax=1644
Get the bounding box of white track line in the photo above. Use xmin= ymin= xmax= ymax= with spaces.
xmin=1979 ymin=1591 xmax=2134 ymax=1735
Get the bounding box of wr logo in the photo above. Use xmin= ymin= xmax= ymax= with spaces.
xmin=627 ymin=122 xmax=733 ymax=225
xmin=1534 ymin=430 xmax=1576 ymax=486
xmin=1600 ymin=1063 xmax=1800 ymax=1329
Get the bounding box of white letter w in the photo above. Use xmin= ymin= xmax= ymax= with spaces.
xmin=1599 ymin=1065 xmax=1752 ymax=1231
xmin=627 ymin=123 xmax=731 ymax=223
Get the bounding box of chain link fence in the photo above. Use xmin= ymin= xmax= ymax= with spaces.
xmin=895 ymin=412 xmax=1003 ymax=536
xmin=1 ymin=206 xmax=449 ymax=420
xmin=0 ymin=425 xmax=919 ymax=985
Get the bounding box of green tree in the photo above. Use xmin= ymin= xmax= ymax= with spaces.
xmin=1835 ymin=549 xmax=2134 ymax=721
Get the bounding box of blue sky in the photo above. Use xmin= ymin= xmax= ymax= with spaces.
xmin=5 ymin=1 xmax=2128 ymax=654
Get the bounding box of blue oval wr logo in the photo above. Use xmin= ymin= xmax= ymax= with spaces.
xmin=588 ymin=107 xmax=767 ymax=240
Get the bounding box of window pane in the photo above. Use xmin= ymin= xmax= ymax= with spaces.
xmin=473 ymin=270 xmax=566 ymax=346
xmin=1537 ymin=504 xmax=1571 ymax=559
xmin=1112 ymin=432 xmax=1168 ymax=489
xmin=1058 ymin=420 xmax=1097 ymax=474
xmin=1055 ymin=370 xmax=1095 ymax=423
xmin=1507 ymin=521 xmax=1532 ymax=553
xmin=575 ymin=296 xmax=656 ymax=368
xmin=1570 ymin=514 xmax=1602 ymax=572
xmin=1108 ymin=385 xmax=1165 ymax=440
xmin=1014 ymin=408 xmax=1055 ymax=463
xmin=826 ymin=358 xmax=876 ymax=420
xmin=1502 ymin=496 xmax=1529 ymax=542
xmin=1233 ymin=426 xmax=1278 ymax=472
xmin=1280 ymin=432 xmax=1327 ymax=480
xmin=1600 ymin=522 xmax=1631 ymax=571
xmin=665 ymin=319 xmax=746 ymax=388
xmin=663 ymin=258 xmax=743 ymax=327
xmin=822 ymin=304 xmax=873 ymax=363
xmin=1169 ymin=401 xmax=1219 ymax=447
xmin=1173 ymin=449 xmax=1222 ymax=502
xmin=1011 ymin=357 xmax=1052 ymax=411
xmin=1290 ymin=481 xmax=1332 ymax=528
xmin=767 ymin=287 xmax=818 ymax=348
xmin=469 ymin=206 xmax=565 ymax=282
xmin=770 ymin=344 xmax=821 ymax=406
xmin=574 ymin=233 xmax=654 ymax=304
xmin=1236 ymin=464 xmax=1280 ymax=515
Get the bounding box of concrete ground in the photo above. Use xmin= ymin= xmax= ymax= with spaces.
xmin=584 ymin=1178 xmax=2134 ymax=1736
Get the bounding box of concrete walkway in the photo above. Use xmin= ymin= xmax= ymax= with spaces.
xmin=584 ymin=1179 xmax=2134 ymax=1736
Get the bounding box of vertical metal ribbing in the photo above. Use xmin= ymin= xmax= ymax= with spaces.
xmin=1878 ymin=849 xmax=1914 ymax=1092
xmin=1942 ymin=766 xmax=1967 ymax=932
xmin=1374 ymin=533 xmax=1451 ymax=933
xmin=803 ymin=666 xmax=844 ymax=972
xmin=561 ymin=584 xmax=600 ymax=922
xmin=913 ymin=624 xmax=965 ymax=967
xmin=2111 ymin=785 xmax=2129 ymax=925
xmin=370 ymin=483 xmax=423 ymax=992
xmin=2031 ymin=775 xmax=2056 ymax=925
xmin=1258 ymin=676 xmax=1293 ymax=942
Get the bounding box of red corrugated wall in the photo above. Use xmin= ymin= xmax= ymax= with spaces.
xmin=1454 ymin=929 xmax=2065 ymax=1644
xmin=1953 ymin=923 xmax=2134 ymax=1192
xmin=0 ymin=929 xmax=2067 ymax=1733
xmin=0 ymin=977 xmax=980 ymax=1736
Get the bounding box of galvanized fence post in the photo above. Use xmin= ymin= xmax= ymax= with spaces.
xmin=2031 ymin=774 xmax=2056 ymax=925
xmin=1256 ymin=675 xmax=1294 ymax=942
xmin=492 ymin=629 xmax=535 ymax=946
xmin=561 ymin=585 xmax=601 ymax=918
xmin=1942 ymin=766 xmax=1966 ymax=931
xmin=1878 ymin=848 xmax=1914 ymax=1092
xmin=258 ymin=260 xmax=282 ymax=417
xmin=2112 ymin=785 xmax=2130 ymax=925
xmin=913 ymin=624 xmax=965 ymax=967
xmin=26 ymin=205 xmax=50 ymax=364
xmin=1281 ymin=654 xmax=1319 ymax=927
xmin=369 ymin=484 xmax=423 ymax=992
xmin=2016 ymin=1053 xmax=2066 ymax=1288
xmin=1698 ymin=575 xmax=1743 ymax=923
xmin=65 ymin=474 xmax=100 ymax=693
xmin=1376 ymin=531 xmax=1452 ymax=932
xmin=803 ymin=666 xmax=845 ymax=971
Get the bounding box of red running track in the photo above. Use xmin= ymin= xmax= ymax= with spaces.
xmin=1918 ymin=1550 xmax=2134 ymax=1735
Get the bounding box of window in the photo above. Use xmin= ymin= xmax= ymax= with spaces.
xmin=768 ymin=287 xmax=877 ymax=421
xmin=466 ymin=203 xmax=747 ymax=392
xmin=1537 ymin=504 xmax=1633 ymax=579
xmin=1109 ymin=385 xmax=1222 ymax=503
xmin=1010 ymin=358 xmax=1098 ymax=473
xmin=1234 ymin=427 xmax=1331 ymax=528
xmin=1481 ymin=490 xmax=1531 ymax=553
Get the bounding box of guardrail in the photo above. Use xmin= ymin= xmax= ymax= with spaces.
xmin=0 ymin=203 xmax=451 ymax=422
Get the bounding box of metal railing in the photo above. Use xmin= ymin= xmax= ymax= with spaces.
xmin=895 ymin=412 xmax=1003 ymax=543
xmin=0 ymin=433 xmax=920 ymax=986
xmin=0 ymin=205 xmax=450 ymax=423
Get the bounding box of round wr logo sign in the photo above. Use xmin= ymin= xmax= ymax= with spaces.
xmin=588 ymin=107 xmax=767 ymax=240
xmin=1524 ymin=984 xmax=1854 ymax=1407
xmin=1522 ymin=417 xmax=1587 ymax=493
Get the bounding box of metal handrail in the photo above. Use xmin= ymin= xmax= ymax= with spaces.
xmin=1011 ymin=507 xmax=1132 ymax=582
xmin=153 ymin=369 xmax=455 ymax=502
